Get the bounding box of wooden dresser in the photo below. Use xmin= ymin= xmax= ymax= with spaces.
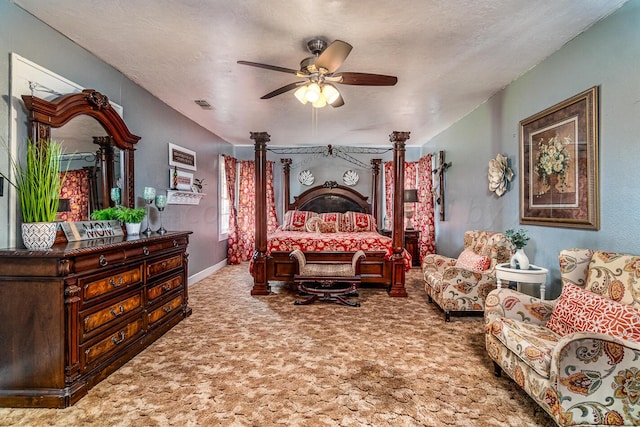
xmin=0 ymin=231 xmax=192 ymax=408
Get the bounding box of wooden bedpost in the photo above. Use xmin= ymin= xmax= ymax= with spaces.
xmin=389 ymin=131 xmax=410 ymax=297
xmin=281 ymin=158 xmax=292 ymax=212
xmin=371 ymin=159 xmax=381 ymax=227
xmin=251 ymin=131 xmax=271 ymax=296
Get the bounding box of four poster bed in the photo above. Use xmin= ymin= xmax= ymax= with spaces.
xmin=250 ymin=131 xmax=411 ymax=297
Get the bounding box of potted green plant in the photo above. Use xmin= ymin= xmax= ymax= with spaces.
xmin=505 ymin=228 xmax=530 ymax=269
xmin=1 ymin=140 xmax=67 ymax=249
xmin=90 ymin=206 xmax=121 ymax=221
xmin=114 ymin=207 xmax=146 ymax=235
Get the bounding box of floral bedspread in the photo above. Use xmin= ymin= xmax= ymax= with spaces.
xmin=264 ymin=230 xmax=412 ymax=271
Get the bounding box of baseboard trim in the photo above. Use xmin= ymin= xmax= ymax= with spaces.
xmin=189 ymin=259 xmax=228 ymax=286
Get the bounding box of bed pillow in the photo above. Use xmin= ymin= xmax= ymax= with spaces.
xmin=454 ymin=248 xmax=491 ymax=272
xmin=317 ymin=221 xmax=339 ymax=233
xmin=305 ymin=216 xmax=322 ymax=232
xmin=344 ymin=211 xmax=377 ymax=232
xmin=546 ymin=282 xmax=640 ymax=343
xmin=281 ymin=210 xmax=317 ymax=231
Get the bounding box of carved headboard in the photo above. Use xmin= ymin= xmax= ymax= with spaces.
xmin=289 ymin=181 xmax=371 ymax=214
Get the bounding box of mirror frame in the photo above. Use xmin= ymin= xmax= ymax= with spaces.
xmin=21 ymin=89 xmax=141 ymax=208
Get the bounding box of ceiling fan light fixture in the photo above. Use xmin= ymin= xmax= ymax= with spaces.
xmin=294 ymin=85 xmax=308 ymax=104
xmin=322 ymin=84 xmax=340 ymax=105
xmin=305 ymin=83 xmax=321 ymax=103
xmin=312 ymin=95 xmax=327 ymax=108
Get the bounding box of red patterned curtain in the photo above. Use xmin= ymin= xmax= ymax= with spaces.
xmin=383 ymin=161 xmax=418 ymax=226
xmin=265 ymin=161 xmax=278 ymax=233
xmin=383 ymin=158 xmax=435 ymax=263
xmin=225 ymin=156 xmax=242 ymax=264
xmin=416 ymin=154 xmax=436 ymax=259
xmin=384 ymin=162 xmax=394 ymax=225
xmin=58 ymin=169 xmax=90 ymax=222
xmin=228 ymin=158 xmax=278 ymax=264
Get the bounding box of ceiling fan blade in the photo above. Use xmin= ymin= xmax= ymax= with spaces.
xmin=237 ymin=60 xmax=299 ymax=75
xmin=315 ymin=40 xmax=353 ymax=73
xmin=337 ymin=72 xmax=398 ymax=86
xmin=260 ymin=81 xmax=306 ymax=99
xmin=330 ymin=93 xmax=344 ymax=108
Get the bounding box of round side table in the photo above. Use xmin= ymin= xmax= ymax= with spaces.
xmin=495 ymin=263 xmax=549 ymax=300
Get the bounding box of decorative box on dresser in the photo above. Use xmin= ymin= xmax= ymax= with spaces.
xmin=0 ymin=231 xmax=192 ymax=408
xmin=380 ymin=229 xmax=421 ymax=267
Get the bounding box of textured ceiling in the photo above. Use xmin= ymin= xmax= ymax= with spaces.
xmin=15 ymin=0 xmax=626 ymax=147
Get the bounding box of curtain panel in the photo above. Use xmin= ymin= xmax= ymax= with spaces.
xmin=383 ymin=157 xmax=435 ymax=264
xmin=58 ymin=168 xmax=90 ymax=222
xmin=227 ymin=157 xmax=278 ymax=264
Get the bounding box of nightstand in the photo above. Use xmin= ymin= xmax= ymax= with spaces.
xmin=380 ymin=229 xmax=421 ymax=267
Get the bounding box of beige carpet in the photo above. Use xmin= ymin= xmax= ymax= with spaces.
xmin=0 ymin=264 xmax=554 ymax=426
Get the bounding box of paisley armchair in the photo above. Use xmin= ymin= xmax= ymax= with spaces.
xmin=485 ymin=249 xmax=640 ymax=426
xmin=422 ymin=230 xmax=513 ymax=321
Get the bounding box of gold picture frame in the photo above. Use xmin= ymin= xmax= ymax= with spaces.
xmin=519 ymin=86 xmax=599 ymax=229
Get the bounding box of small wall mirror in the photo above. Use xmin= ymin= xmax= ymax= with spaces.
xmin=22 ymin=90 xmax=140 ymax=217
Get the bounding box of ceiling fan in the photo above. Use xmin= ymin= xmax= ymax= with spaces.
xmin=237 ymin=38 xmax=398 ymax=108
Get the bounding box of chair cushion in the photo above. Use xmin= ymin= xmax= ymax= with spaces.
xmin=488 ymin=317 xmax=560 ymax=378
xmin=455 ymin=248 xmax=491 ymax=272
xmin=546 ymin=282 xmax=640 ymax=343
xmin=300 ymin=263 xmax=356 ymax=277
xmin=585 ymin=251 xmax=640 ymax=310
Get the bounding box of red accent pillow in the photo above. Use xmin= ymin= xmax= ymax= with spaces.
xmin=281 ymin=210 xmax=317 ymax=231
xmin=344 ymin=211 xmax=377 ymax=232
xmin=454 ymin=248 xmax=491 ymax=272
xmin=546 ymin=282 xmax=640 ymax=343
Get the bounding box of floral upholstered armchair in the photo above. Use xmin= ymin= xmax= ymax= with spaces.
xmin=485 ymin=249 xmax=640 ymax=426
xmin=422 ymin=230 xmax=513 ymax=321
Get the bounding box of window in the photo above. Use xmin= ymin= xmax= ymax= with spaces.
xmin=219 ymin=155 xmax=230 ymax=240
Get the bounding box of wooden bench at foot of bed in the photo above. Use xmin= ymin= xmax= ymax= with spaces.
xmin=265 ymin=251 xmax=395 ymax=288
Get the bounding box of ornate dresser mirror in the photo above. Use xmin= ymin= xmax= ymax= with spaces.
xmin=21 ymin=89 xmax=141 ymax=212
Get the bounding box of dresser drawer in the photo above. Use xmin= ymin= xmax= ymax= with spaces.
xmin=147 ymin=274 xmax=183 ymax=305
xmin=80 ymin=290 xmax=144 ymax=339
xmin=124 ymin=238 xmax=187 ymax=260
xmin=81 ymin=265 xmax=144 ymax=303
xmin=81 ymin=316 xmax=145 ymax=369
xmin=148 ymin=295 xmax=183 ymax=327
xmin=75 ymin=249 xmax=126 ymax=272
xmin=146 ymin=254 xmax=183 ymax=280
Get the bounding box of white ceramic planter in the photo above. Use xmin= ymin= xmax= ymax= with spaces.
xmin=21 ymin=222 xmax=57 ymax=250
xmin=125 ymin=222 xmax=142 ymax=235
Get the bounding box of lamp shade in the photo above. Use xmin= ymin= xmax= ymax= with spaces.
xmin=294 ymin=85 xmax=308 ymax=104
xmin=404 ymin=189 xmax=419 ymax=203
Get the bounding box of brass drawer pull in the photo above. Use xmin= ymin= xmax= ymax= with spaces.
xmin=110 ymin=305 xmax=125 ymax=317
xmin=162 ymin=305 xmax=173 ymax=313
xmin=173 ymin=240 xmax=178 ymax=247
xmin=162 ymin=284 xmax=172 ymax=292
xmin=109 ymin=277 xmax=124 ymax=288
xmin=143 ymin=246 xmax=150 ymax=256
xmin=99 ymin=255 xmax=108 ymax=267
xmin=111 ymin=331 xmax=126 ymax=345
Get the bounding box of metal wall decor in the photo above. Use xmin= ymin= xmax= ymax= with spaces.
xmin=432 ymin=150 xmax=452 ymax=221
xmin=488 ymin=153 xmax=513 ymax=197
xmin=342 ymin=170 xmax=359 ymax=186
xmin=298 ymin=170 xmax=315 ymax=186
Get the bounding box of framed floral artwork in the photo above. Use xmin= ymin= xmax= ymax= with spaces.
xmin=519 ymin=86 xmax=599 ymax=229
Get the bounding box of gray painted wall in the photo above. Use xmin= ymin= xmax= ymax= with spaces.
xmin=0 ymin=2 xmax=233 ymax=279
xmin=421 ymin=0 xmax=640 ymax=298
